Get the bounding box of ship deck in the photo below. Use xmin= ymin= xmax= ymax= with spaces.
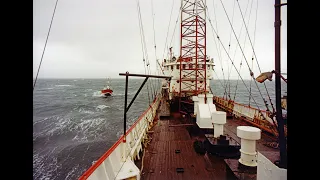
xmin=135 ymin=100 xmax=280 ymax=180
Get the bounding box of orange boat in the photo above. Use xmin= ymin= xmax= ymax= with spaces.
xmin=101 ymin=78 xmax=113 ymax=97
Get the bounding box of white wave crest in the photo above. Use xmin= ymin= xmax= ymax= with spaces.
xmin=78 ymin=108 xmax=94 ymax=114
xmin=96 ymin=105 xmax=110 ymax=110
xmin=92 ymin=91 xmax=104 ymax=97
xmin=55 ymin=85 xmax=72 ymax=87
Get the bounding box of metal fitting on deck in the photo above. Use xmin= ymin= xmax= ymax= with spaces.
xmin=198 ymin=94 xmax=205 ymax=104
xmin=237 ymin=126 xmax=261 ymax=167
xmin=206 ymin=94 xmax=213 ymax=104
xmin=192 ymin=96 xmax=199 ymax=115
xmin=212 ymin=111 xmax=226 ymax=138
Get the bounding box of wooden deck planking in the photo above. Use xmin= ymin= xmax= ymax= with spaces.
xmin=138 ymin=101 xmax=281 ymax=180
xmin=141 ymin=117 xmax=229 ymax=180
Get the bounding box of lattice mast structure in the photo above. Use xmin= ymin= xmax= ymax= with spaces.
xmin=179 ymin=0 xmax=208 ymax=114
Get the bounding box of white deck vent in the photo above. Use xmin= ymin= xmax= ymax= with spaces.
xmin=211 ymin=111 xmax=226 ymax=138
xmin=237 ymin=126 xmax=261 ymax=167
xmin=198 ymin=94 xmax=205 ymax=104
xmin=196 ymin=104 xmax=212 ymax=129
xmin=207 ymin=94 xmax=213 ymax=104
xmin=192 ymin=96 xmax=199 ymax=115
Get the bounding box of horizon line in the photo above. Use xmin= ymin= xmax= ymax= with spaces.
xmin=33 ymin=77 xmax=257 ymax=80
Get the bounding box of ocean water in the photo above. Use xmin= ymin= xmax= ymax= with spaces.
xmin=33 ymin=78 xmax=286 ymax=180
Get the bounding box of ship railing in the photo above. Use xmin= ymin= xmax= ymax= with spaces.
xmin=213 ymin=96 xmax=285 ymax=137
xmin=79 ymin=96 xmax=161 ymax=180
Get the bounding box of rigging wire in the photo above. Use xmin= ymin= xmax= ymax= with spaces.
xmin=210 ymin=0 xmax=249 ymax=100
xmin=235 ymin=0 xmax=275 ymax=112
xmin=139 ymin=0 xmax=156 ymax=101
xmin=169 ymin=4 xmax=181 ymax=53
xmin=226 ymin=0 xmax=236 ymax=99
xmin=204 ymin=4 xmax=264 ymax=114
xmin=136 ymin=0 xmax=151 ymax=104
xmin=218 ymin=0 xmax=270 ymax=112
xmin=166 ymin=2 xmax=182 ymax=95
xmin=249 ymin=0 xmax=259 ymax=107
xmin=151 ymin=0 xmax=160 ymax=94
xmin=233 ymin=0 xmax=254 ymax=102
xmin=150 ymin=0 xmax=158 ymax=97
xmin=160 ymin=0 xmax=177 ymax=82
xmin=226 ymin=0 xmax=250 ymax=93
xmin=212 ymin=0 xmax=227 ymax=97
xmin=213 ymin=71 xmax=229 ymax=98
xmin=162 ymin=0 xmax=175 ymax=61
xmin=33 ymin=0 xmax=59 ymax=91
xmin=151 ymin=0 xmax=157 ymax=60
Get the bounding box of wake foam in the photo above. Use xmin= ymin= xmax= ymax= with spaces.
xmin=96 ymin=105 xmax=110 ymax=110
xmin=92 ymin=91 xmax=104 ymax=97
xmin=55 ymin=85 xmax=72 ymax=87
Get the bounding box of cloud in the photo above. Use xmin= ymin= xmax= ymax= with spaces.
xmin=33 ymin=0 xmax=287 ymax=79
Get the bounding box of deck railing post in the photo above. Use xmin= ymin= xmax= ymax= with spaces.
xmin=122 ymin=71 xmax=129 ymax=161
xmin=274 ymin=0 xmax=287 ymax=168
xmin=119 ymin=72 xmax=171 ymax=162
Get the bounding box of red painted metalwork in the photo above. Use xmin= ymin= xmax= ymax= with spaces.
xmin=101 ymin=89 xmax=113 ymax=94
xmin=213 ymin=96 xmax=288 ymax=137
xmin=179 ymin=0 xmax=207 ymax=113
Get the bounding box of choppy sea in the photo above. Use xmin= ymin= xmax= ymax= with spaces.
xmin=33 ymin=78 xmax=286 ymax=180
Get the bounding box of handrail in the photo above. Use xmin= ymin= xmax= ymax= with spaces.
xmin=79 ymin=96 xmax=159 ymax=179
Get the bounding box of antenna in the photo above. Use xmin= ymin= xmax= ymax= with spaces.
xmin=179 ymin=0 xmax=208 ymax=114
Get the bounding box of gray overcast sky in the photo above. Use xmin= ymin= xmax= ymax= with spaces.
xmin=33 ymin=0 xmax=287 ymax=79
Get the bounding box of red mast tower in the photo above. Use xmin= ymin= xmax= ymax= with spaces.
xmin=179 ymin=0 xmax=207 ymax=115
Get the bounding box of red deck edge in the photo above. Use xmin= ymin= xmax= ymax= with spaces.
xmin=240 ymin=116 xmax=274 ymax=135
xmin=79 ymin=97 xmax=158 ymax=180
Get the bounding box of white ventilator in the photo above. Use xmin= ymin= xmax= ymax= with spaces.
xmin=211 ymin=111 xmax=226 ymax=138
xmin=237 ymin=126 xmax=261 ymax=167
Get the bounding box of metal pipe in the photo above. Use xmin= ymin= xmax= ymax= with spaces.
xmin=275 ymin=0 xmax=286 ymax=168
xmin=123 ymin=72 xmax=129 ymax=142
xmin=126 ymin=77 xmax=149 ymax=113
xmin=119 ymin=73 xmax=171 ymax=79
xmin=121 ymin=72 xmax=171 ymax=143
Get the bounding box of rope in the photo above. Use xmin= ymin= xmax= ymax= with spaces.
xmin=212 ymin=0 xmax=227 ymax=97
xmin=248 ymin=57 xmax=254 ymax=106
xmin=249 ymin=0 xmax=259 ymax=107
xmin=233 ymin=0 xmax=254 ymax=102
xmin=226 ymin=0 xmax=251 ymax=91
xmin=151 ymin=0 xmax=162 ymax=93
xmin=151 ymin=0 xmax=161 ymax=96
xmin=136 ymin=0 xmax=156 ymax=103
xmin=33 ymin=0 xmax=59 ymax=91
xmin=139 ymin=108 xmax=158 ymax=175
xmin=218 ymin=0 xmax=270 ymax=112
xmin=151 ymin=0 xmax=157 ymax=62
xmin=226 ymin=0 xmax=236 ymax=99
xmin=140 ymin=133 xmax=152 ymax=174
xmin=162 ymin=0 xmax=175 ymax=61
xmin=205 ymin=5 xmax=264 ymax=115
xmin=213 ymin=71 xmax=229 ymax=99
xmin=236 ymin=0 xmax=275 ymax=112
xmin=140 ymin=0 xmax=155 ymax=100
xmin=168 ymin=4 xmax=181 ymax=53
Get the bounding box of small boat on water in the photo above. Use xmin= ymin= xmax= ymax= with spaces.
xmin=101 ymin=78 xmax=113 ymax=97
